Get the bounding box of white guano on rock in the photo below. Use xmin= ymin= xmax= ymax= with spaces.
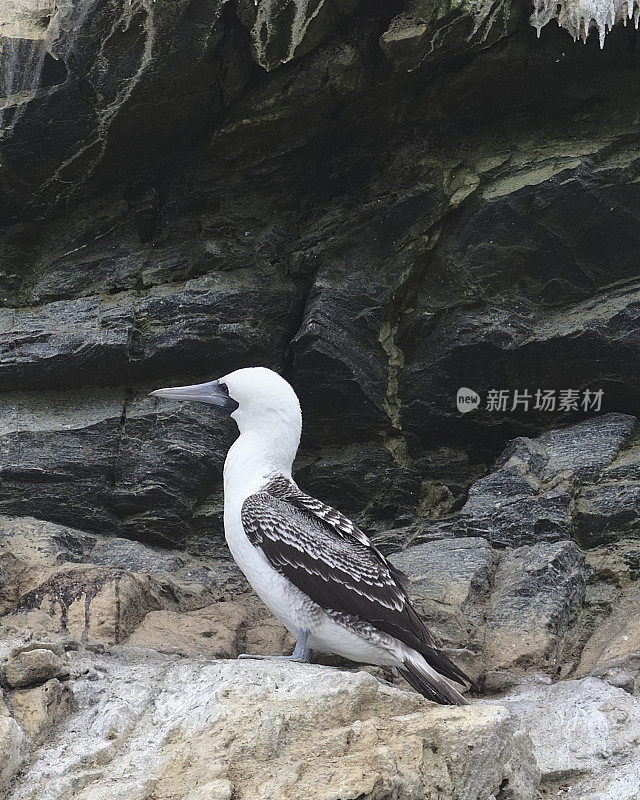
xmin=531 ymin=0 xmax=640 ymax=47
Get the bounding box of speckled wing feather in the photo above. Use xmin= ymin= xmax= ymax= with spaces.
xmin=264 ymin=475 xmax=411 ymax=589
xmin=241 ymin=476 xmax=472 ymax=687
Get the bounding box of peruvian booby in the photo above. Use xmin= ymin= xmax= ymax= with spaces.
xmin=150 ymin=367 xmax=471 ymax=705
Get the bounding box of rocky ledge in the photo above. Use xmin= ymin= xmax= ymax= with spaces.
xmin=3 ymin=639 xmax=640 ymax=799
xmin=2 ymin=652 xmax=539 ymax=800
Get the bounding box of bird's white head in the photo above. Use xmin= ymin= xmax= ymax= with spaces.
xmin=220 ymin=367 xmax=302 ymax=439
xmin=150 ymin=367 xmax=302 ymax=475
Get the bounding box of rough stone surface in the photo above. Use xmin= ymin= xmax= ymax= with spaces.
xmin=413 ymin=414 xmax=637 ymax=549
xmin=390 ymin=537 xmax=493 ymax=647
xmin=88 ymin=537 xmax=185 ymax=575
xmin=535 ymin=414 xmax=637 ymax=482
xmin=4 ymin=648 xmax=65 ymax=689
xmin=575 ymin=437 xmax=640 ymax=547
xmin=0 ymin=716 xmax=24 ymax=795
xmin=386 ymin=536 xmax=589 ymax=682
xmin=237 ymin=0 xmax=358 ymax=71
xmin=497 ymin=678 xmax=640 ymax=798
xmin=0 ymin=414 xmax=635 ymax=798
xmin=0 ymin=390 xmax=237 ymax=544
xmin=8 ymin=679 xmax=76 ymax=741
xmin=380 ymin=0 xmax=521 ymax=72
xmin=578 ymin=582 xmax=640 ymax=691
xmin=16 ymin=565 xmax=160 ymax=645
xmin=0 ymin=515 xmax=95 ymax=568
xmin=125 ymin=601 xmax=291 ymax=659
xmin=484 ymin=541 xmax=588 ymax=673
xmin=6 ymin=652 xmax=540 ymax=800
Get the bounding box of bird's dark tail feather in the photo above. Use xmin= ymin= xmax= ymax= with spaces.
xmin=399 ymin=651 xmax=470 ymax=706
xmin=417 ymin=641 xmax=478 ymax=694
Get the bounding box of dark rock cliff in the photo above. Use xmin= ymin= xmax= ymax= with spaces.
xmin=2 ymin=1 xmax=640 ymax=547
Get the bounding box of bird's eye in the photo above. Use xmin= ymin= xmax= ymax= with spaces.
xmin=218 ymin=382 xmax=230 ymax=395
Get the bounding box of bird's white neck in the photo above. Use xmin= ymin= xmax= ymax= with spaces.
xmin=223 ymin=412 xmax=301 ymax=502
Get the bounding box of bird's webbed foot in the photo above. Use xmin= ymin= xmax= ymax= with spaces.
xmin=238 ymin=629 xmax=312 ymax=663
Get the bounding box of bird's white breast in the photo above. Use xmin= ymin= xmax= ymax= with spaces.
xmin=222 ymin=441 xmax=315 ymax=636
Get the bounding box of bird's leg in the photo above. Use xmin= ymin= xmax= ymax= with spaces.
xmin=238 ymin=629 xmax=312 ymax=663
xmin=290 ymin=629 xmax=312 ymax=661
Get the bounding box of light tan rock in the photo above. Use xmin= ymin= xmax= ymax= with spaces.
xmin=242 ymin=609 xmax=293 ymax=657
xmin=16 ymin=565 xmax=159 ymax=645
xmin=0 ymin=516 xmax=94 ymax=572
xmin=7 ymin=652 xmax=539 ymax=800
xmin=181 ymin=781 xmax=232 ymax=800
xmin=11 ymin=641 xmax=64 ymax=657
xmin=0 ymin=549 xmax=35 ymax=616
xmin=125 ymin=599 xmax=292 ymax=659
xmin=8 ymin=679 xmax=75 ymax=741
xmin=125 ymin=603 xmax=248 ymax=658
xmin=578 ymin=582 xmax=640 ymax=690
xmin=0 ymin=610 xmax=69 ymax=643
xmin=0 ymin=0 xmax=57 ymax=40
xmin=0 ymin=517 xmax=231 ymax=616
xmin=5 ymin=648 xmax=65 ymax=689
xmin=495 ymin=677 xmax=640 ymax=799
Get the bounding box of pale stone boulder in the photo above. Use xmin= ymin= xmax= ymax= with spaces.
xmin=0 ymin=716 xmax=25 ymax=795
xmin=124 ymin=604 xmax=247 ymax=659
xmin=5 ymin=647 xmax=65 ymax=689
xmin=495 ymin=677 xmax=640 ymax=798
xmin=125 ymin=600 xmax=291 ymax=659
xmin=7 ymin=651 xmax=539 ymax=800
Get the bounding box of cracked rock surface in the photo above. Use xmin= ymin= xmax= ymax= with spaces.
xmin=3 ymin=1 xmax=640 ymax=547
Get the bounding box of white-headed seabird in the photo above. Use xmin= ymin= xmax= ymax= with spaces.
xmin=151 ymin=367 xmax=471 ymax=705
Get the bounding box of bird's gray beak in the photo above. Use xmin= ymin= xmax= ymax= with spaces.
xmin=149 ymin=379 xmax=239 ymax=413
